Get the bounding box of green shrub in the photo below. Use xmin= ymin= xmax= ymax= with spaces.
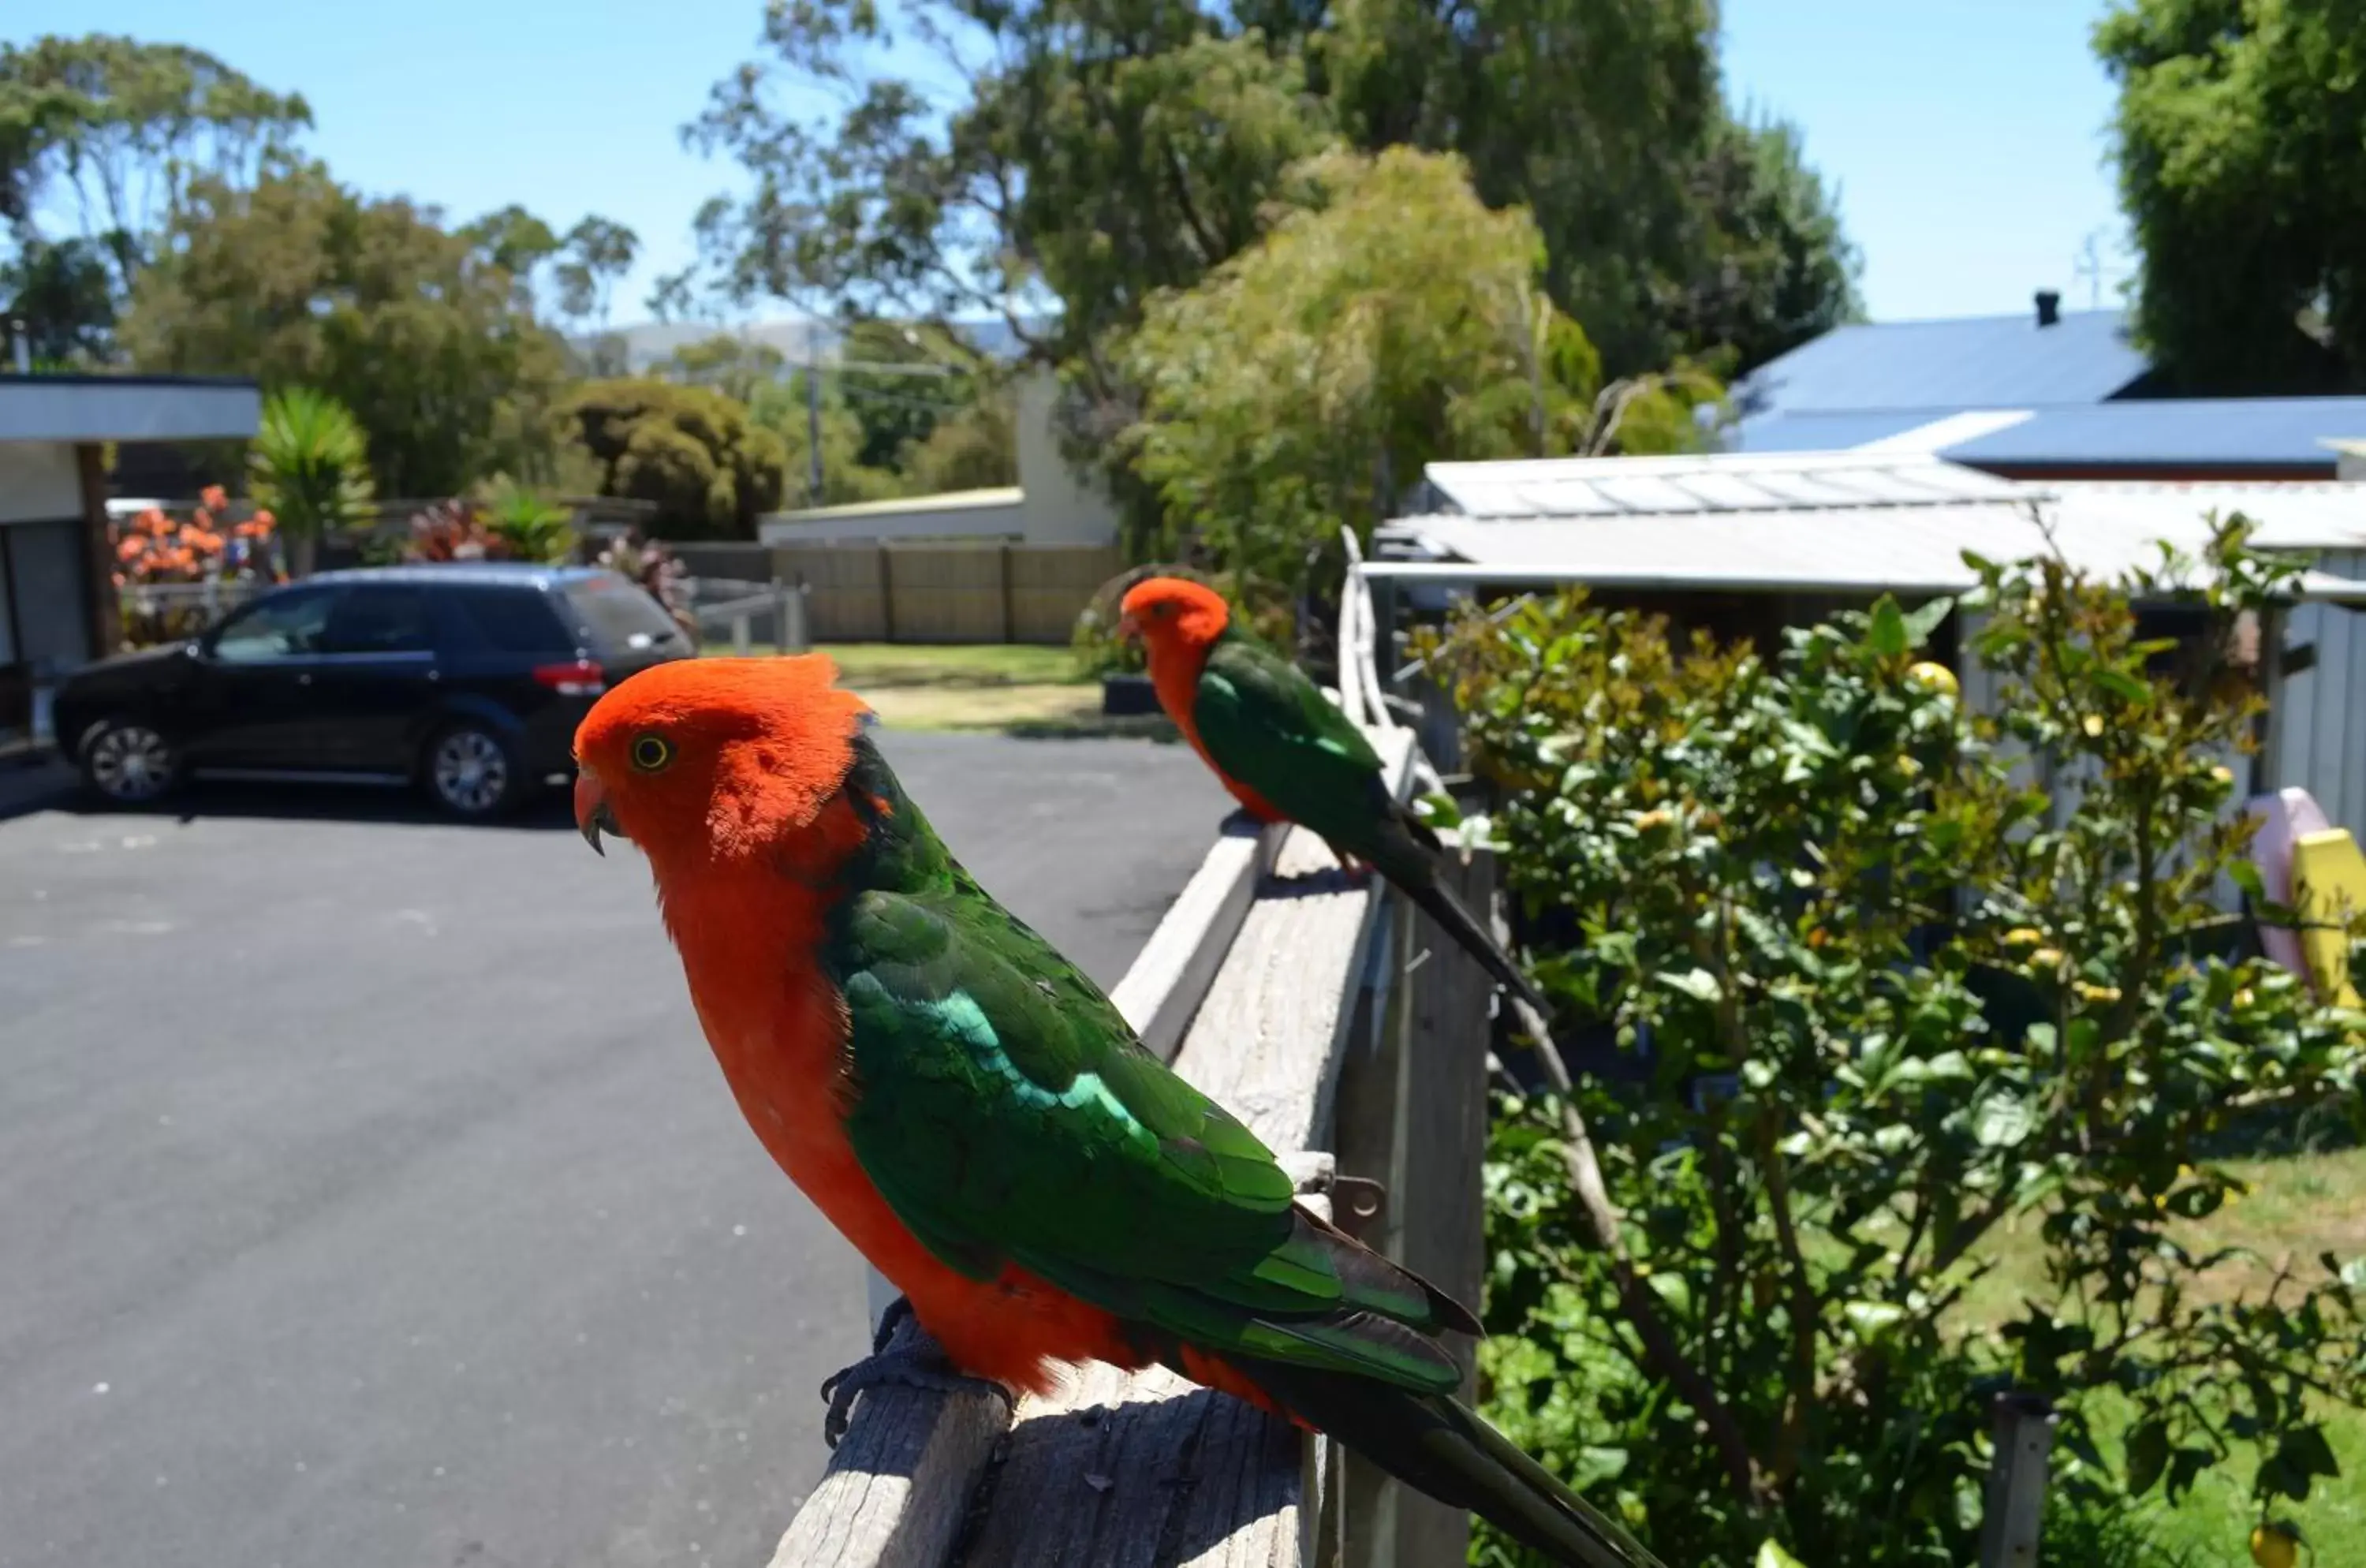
xmin=1421 ymin=519 xmax=2366 ymax=1566
xmin=565 ymin=378 xmax=786 ymax=538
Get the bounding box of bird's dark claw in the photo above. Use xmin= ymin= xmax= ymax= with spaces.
xmin=818 ymin=1297 xmax=1014 ymax=1450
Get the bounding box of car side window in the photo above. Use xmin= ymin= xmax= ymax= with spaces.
xmin=321 ymin=586 xmax=434 ymax=656
xmin=211 ymin=589 xmax=337 ymax=663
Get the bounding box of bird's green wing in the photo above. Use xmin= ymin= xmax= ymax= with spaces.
xmin=832 ymin=877 xmax=1466 ymax=1393
xmin=1192 ymin=634 xmax=1398 ymax=851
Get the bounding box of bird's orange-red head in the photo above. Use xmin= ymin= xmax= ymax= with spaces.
xmin=1118 ymin=576 xmax=1230 ymax=655
xmin=573 ymin=655 xmax=872 ymax=870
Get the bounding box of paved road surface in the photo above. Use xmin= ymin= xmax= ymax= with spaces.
xmin=0 ymin=732 xmax=1230 ymax=1568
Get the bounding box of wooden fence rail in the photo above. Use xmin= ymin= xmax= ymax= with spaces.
xmin=771 ymin=715 xmax=1500 ymax=1567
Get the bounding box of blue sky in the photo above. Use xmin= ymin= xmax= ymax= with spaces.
xmin=13 ymin=0 xmax=2129 ymax=327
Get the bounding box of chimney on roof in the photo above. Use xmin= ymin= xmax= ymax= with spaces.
xmin=2036 ymin=289 xmax=2062 ymax=328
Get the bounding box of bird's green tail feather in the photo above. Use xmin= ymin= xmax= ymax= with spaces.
xmin=1230 ymin=1356 xmax=1667 ymax=1568
xmin=1397 ymin=864 xmax=1552 ymax=1017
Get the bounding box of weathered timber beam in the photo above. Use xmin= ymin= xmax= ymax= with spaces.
xmin=763 ymin=1310 xmax=1012 ymax=1568
xmin=1108 ymin=813 xmax=1289 ymax=1062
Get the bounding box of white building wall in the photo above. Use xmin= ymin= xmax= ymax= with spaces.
xmin=0 ymin=441 xmax=83 ymax=524
xmin=2278 ymin=548 xmax=2366 ymax=835
xmin=1013 ymin=373 xmax=1118 ymax=546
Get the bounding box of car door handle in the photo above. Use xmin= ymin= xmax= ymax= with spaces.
xmin=298 ymin=672 xmax=312 ymax=685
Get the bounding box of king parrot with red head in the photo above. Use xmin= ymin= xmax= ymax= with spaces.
xmin=1118 ymin=575 xmax=1548 ymax=1015
xmin=569 ymin=655 xmax=1658 ymax=1568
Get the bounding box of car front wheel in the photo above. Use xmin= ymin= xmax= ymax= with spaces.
xmin=422 ymin=722 xmax=522 ymax=819
xmin=80 ymin=719 xmax=182 ymax=806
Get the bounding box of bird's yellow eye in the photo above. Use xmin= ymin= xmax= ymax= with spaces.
xmin=629 ymin=734 xmax=674 ymax=773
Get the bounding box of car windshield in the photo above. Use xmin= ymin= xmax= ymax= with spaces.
xmin=561 ymin=576 xmax=686 ymax=655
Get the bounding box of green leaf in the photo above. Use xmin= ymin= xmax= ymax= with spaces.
xmin=2094 ymin=665 xmax=2152 ymax=705
xmin=1659 ymin=968 xmax=1724 ymax=1005
xmin=1973 ymin=1092 xmax=2036 ymax=1149
xmin=1868 ymin=596 xmax=1909 ymax=658
xmin=1755 ymin=1541 xmax=1808 ymax=1568
xmin=1413 ymin=791 xmax=1465 ymax=831
xmin=2230 ymin=861 xmax=2267 ymax=901
xmin=2163 ymin=1181 xmax=2228 ymax=1220
xmin=1842 ymin=1300 xmax=1906 ymax=1338
xmin=1903 ymin=595 xmax=1955 ymax=645
xmin=2125 ymin=1416 xmax=2170 ymax=1496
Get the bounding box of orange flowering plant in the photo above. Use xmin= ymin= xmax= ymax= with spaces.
xmin=112 ymin=485 xmax=286 ymax=647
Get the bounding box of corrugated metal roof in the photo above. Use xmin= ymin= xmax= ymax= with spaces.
xmin=2050 ymin=481 xmax=2366 ymax=550
xmin=1737 ymin=309 xmax=2148 ymax=416
xmin=1379 ymin=507 xmax=2366 ymax=602
xmin=1422 ymin=450 xmax=2026 ymax=519
xmin=1940 ymin=398 xmax=2366 ymax=470
xmin=1726 ymin=411 xmax=1941 ymax=452
xmin=1383 ymin=453 xmax=2366 ymax=600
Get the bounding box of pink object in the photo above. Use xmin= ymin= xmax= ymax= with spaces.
xmin=2245 ymin=787 xmax=2333 ymax=980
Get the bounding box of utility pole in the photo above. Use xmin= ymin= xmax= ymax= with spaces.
xmin=2073 ymin=232 xmax=2107 ymax=311
xmin=794 ymin=314 xmax=976 ymax=509
xmin=806 ymin=339 xmax=825 ymax=509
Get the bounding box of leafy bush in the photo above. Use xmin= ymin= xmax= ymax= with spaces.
xmin=1420 ymin=520 xmax=2366 ymax=1566
xmin=565 ymin=378 xmax=787 ymax=539
xmin=1122 ymin=145 xmax=1719 ymax=624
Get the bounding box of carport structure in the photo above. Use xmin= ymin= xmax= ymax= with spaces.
xmin=0 ymin=372 xmax=260 ymax=753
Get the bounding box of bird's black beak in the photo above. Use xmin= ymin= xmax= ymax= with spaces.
xmin=575 ymin=769 xmax=621 ymax=857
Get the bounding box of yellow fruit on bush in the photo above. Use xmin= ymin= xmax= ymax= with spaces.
xmin=2075 ymin=981 xmax=2123 ymax=1004
xmin=2250 ymin=1522 xmax=2299 ymax=1568
xmin=2029 ymin=947 xmax=2065 ymax=969
xmin=2002 ymin=928 xmax=2044 ymax=947
xmin=1905 ymin=660 xmax=1959 ymax=699
xmin=1635 ymin=808 xmax=1674 ymax=831
xmin=2211 ymin=764 xmax=2236 ymax=786
xmin=2082 ymin=714 xmax=2107 ymax=737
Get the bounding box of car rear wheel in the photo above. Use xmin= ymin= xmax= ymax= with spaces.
xmin=423 ymin=722 xmax=523 ymax=819
xmin=80 ymin=719 xmax=182 ymax=806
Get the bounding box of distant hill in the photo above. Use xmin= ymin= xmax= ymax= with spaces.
xmin=574 ymin=315 xmax=1039 ymax=375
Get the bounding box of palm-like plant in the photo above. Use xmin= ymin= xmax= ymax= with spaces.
xmin=248 ymin=387 xmax=375 ymax=577
xmin=477 ymin=476 xmax=577 ymax=563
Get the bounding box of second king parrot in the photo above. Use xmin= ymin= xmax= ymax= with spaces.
xmin=571 ymin=655 xmax=1659 ymax=1568
xmin=1118 ymin=574 xmax=1548 ymax=1015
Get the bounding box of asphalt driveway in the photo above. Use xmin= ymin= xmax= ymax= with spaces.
xmin=0 ymin=730 xmax=1230 ymax=1568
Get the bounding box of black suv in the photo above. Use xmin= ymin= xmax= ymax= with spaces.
xmin=55 ymin=564 xmax=693 ymax=817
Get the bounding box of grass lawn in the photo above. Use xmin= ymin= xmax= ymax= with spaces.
xmin=817 ymin=642 xmax=1086 ymax=689
xmin=713 ymin=640 xmax=1172 ymax=737
xmin=1965 ymin=1144 xmax=2366 ymax=1563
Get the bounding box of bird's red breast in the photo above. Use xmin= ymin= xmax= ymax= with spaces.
xmin=1139 ymin=628 xmax=1289 ymax=825
xmin=656 ymin=799 xmax=1139 ymax=1393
